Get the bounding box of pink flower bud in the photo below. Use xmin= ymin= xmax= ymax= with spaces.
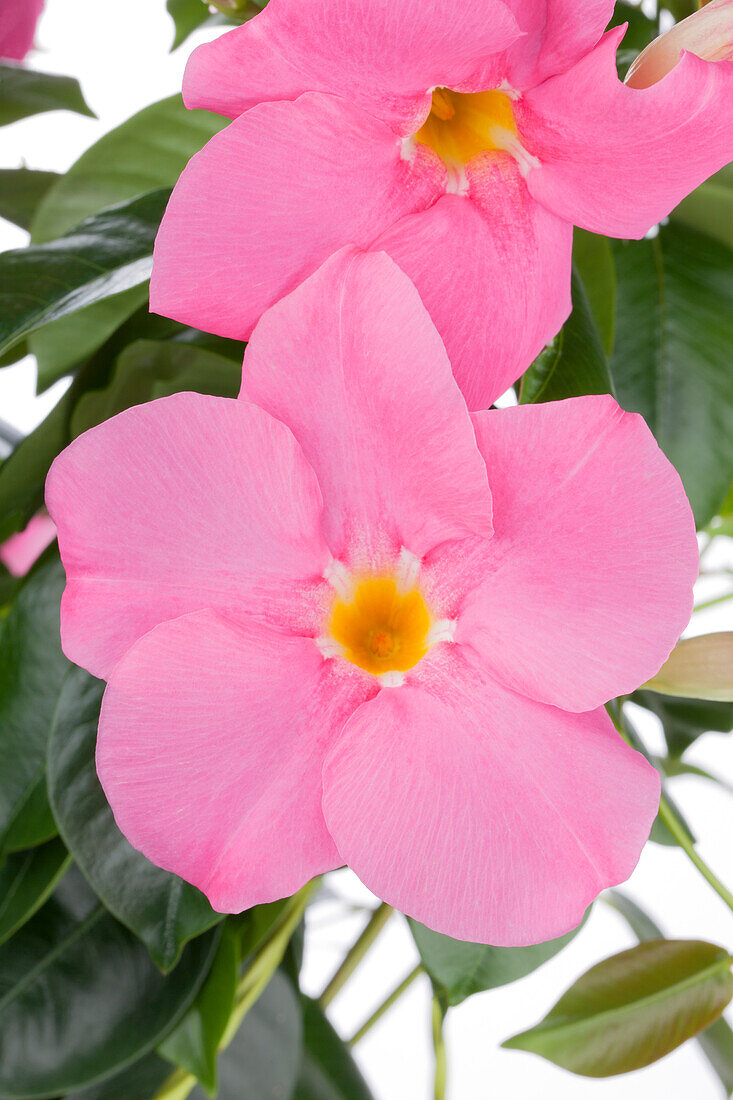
xmin=626 ymin=0 xmax=733 ymax=88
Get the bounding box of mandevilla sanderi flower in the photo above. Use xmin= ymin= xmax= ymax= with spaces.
xmin=0 ymin=512 xmax=56 ymax=577
xmin=48 ymin=252 xmax=697 ymax=945
xmin=0 ymin=0 xmax=44 ymax=61
xmin=151 ymin=0 xmax=733 ymax=410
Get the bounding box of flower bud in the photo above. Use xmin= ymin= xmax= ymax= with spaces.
xmin=626 ymin=0 xmax=733 ymax=88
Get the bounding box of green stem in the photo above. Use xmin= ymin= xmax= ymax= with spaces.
xmin=695 ymin=590 xmax=733 ymax=612
xmin=154 ymin=879 xmax=318 ymax=1100
xmin=318 ymin=902 xmax=393 ymax=1008
xmin=348 ymin=964 xmax=423 ymax=1046
xmin=657 ymin=798 xmax=733 ymax=915
xmin=432 ymin=996 xmax=447 ymax=1100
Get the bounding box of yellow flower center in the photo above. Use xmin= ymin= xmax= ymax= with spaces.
xmin=415 ymin=87 xmax=519 ymax=170
xmin=330 ymin=576 xmax=431 ymax=676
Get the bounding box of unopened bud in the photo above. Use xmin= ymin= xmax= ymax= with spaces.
xmin=626 ymin=0 xmax=733 ymax=88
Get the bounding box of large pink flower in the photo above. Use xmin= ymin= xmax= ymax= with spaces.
xmin=49 ymin=252 xmax=696 ymax=945
xmin=0 ymin=512 xmax=56 ymax=577
xmin=0 ymin=0 xmax=44 ymax=61
xmin=151 ymin=0 xmax=733 ymax=409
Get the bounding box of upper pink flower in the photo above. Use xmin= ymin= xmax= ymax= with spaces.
xmin=0 ymin=512 xmax=56 ymax=577
xmin=49 ymin=251 xmax=696 ymax=945
xmin=151 ymin=0 xmax=733 ymax=410
xmin=0 ymin=0 xmax=44 ymax=61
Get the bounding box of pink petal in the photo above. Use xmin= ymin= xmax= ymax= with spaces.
xmin=150 ymin=93 xmax=444 ymax=341
xmin=519 ymin=26 xmax=733 ymax=238
xmin=0 ymin=0 xmax=44 ymax=61
xmin=0 ymin=513 xmax=56 ymax=577
xmin=626 ymin=0 xmax=733 ymax=89
xmin=375 ymin=165 xmax=572 ymax=410
xmin=242 ymin=249 xmax=493 ymax=564
xmin=456 ymin=396 xmax=697 ymax=712
xmin=183 ymin=0 xmax=520 ymax=133
xmin=504 ymin=0 xmax=615 ymax=89
xmin=46 ymin=393 xmax=329 ymax=680
xmin=323 ymin=647 xmax=660 ymax=945
xmin=98 ymin=610 xmax=375 ymax=912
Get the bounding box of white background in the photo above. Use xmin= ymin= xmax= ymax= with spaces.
xmin=2 ymin=3 xmax=733 ymax=1097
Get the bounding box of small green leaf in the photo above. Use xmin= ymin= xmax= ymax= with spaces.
xmin=0 ymin=557 xmax=68 ymax=850
xmin=0 ymin=169 xmax=60 ymax=231
xmin=159 ymin=922 xmax=240 ymax=1094
xmin=0 ymin=837 xmax=71 ymax=945
xmin=0 ymin=869 xmax=219 ymax=1098
xmin=644 ymin=633 xmax=733 ymax=702
xmin=632 ymin=690 xmax=733 ymax=758
xmin=46 ymin=668 xmax=221 ymax=972
xmin=520 ymin=269 xmax=613 ymax=404
xmin=293 ymin=996 xmax=374 ymax=1100
xmin=409 ymin=915 xmax=585 ymax=1007
xmin=504 ymin=939 xmax=733 ymax=1077
xmin=0 ymin=64 xmax=94 ymax=127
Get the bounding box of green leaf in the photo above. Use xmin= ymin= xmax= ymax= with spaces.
xmin=0 ymin=557 xmax=68 ymax=850
xmin=520 ymin=269 xmax=613 ymax=404
xmin=504 ymin=939 xmax=733 ymax=1077
xmin=573 ymin=228 xmax=616 ymax=355
xmin=189 ymin=970 xmax=302 ymax=1100
xmin=0 ymin=189 xmax=168 ymax=360
xmin=632 ymin=690 xmax=733 ymax=758
xmin=66 ymin=1054 xmax=171 ymax=1100
xmin=159 ymin=923 xmax=240 ymax=1094
xmin=0 ymin=169 xmax=60 ymax=231
xmin=2 ymin=776 xmax=57 ymax=853
xmin=293 ymin=996 xmax=374 ymax=1100
xmin=0 ymin=868 xmax=218 ymax=1099
xmin=0 ymin=65 xmax=94 ymax=127
xmin=31 ymin=95 xmax=225 ymax=244
xmin=0 ymin=837 xmax=70 ymax=946
xmin=608 ymin=2 xmax=659 ymax=78
xmin=672 ymin=165 xmax=733 ymax=254
xmin=167 ymin=0 xmax=224 ymax=48
xmin=70 ymin=339 xmax=242 ymax=437
xmin=644 ymin=633 xmax=733 ymax=702
xmin=610 ymin=225 xmax=733 ymax=528
xmin=409 ymin=915 xmax=585 ymax=1007
xmin=46 ymin=668 xmax=221 ymax=972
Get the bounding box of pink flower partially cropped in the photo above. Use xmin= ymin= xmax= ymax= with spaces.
xmin=151 ymin=0 xmax=733 ymax=409
xmin=48 ymin=252 xmax=697 ymax=945
xmin=0 ymin=0 xmax=44 ymax=61
xmin=0 ymin=512 xmax=56 ymax=577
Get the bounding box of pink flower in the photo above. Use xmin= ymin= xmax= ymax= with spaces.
xmin=0 ymin=0 xmax=44 ymax=61
xmin=48 ymin=252 xmax=696 ymax=945
xmin=0 ymin=512 xmax=56 ymax=577
xmin=626 ymin=0 xmax=733 ymax=88
xmin=151 ymin=0 xmax=733 ymax=410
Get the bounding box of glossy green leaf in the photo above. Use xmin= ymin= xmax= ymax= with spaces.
xmin=573 ymin=228 xmax=616 ymax=355
xmin=672 ymin=165 xmax=733 ymax=254
xmin=32 ymin=95 xmax=225 ymax=244
xmin=70 ymin=339 xmax=241 ymax=437
xmin=520 ymin=269 xmax=613 ymax=404
xmin=167 ymin=0 xmax=227 ymax=48
xmin=293 ymin=996 xmax=374 ymax=1100
xmin=644 ymin=633 xmax=733 ymax=702
xmin=409 ymin=915 xmax=585 ymax=1007
xmin=504 ymin=939 xmax=733 ymax=1077
xmin=2 ymin=776 xmax=57 ymax=853
xmin=189 ymin=970 xmax=302 ymax=1100
xmin=610 ymin=225 xmax=733 ymax=528
xmin=0 ymin=557 xmax=67 ymax=850
xmin=0 ymin=169 xmax=60 ymax=231
xmin=0 ymin=65 xmax=94 ymax=127
xmin=0 ymin=189 xmax=168 ymax=360
xmin=0 ymin=868 xmax=218 ymax=1099
xmin=66 ymin=1054 xmax=170 ymax=1100
xmin=159 ymin=923 xmax=240 ymax=1094
xmin=0 ymin=837 xmax=70 ymax=946
xmin=632 ymin=690 xmax=733 ymax=758
xmin=46 ymin=668 xmax=220 ymax=972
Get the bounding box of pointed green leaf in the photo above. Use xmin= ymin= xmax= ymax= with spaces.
xmin=0 ymin=837 xmax=70 ymax=945
xmin=0 ymin=169 xmax=59 ymax=231
xmin=293 ymin=996 xmax=374 ymax=1100
xmin=46 ymin=668 xmax=221 ymax=972
xmin=504 ymin=939 xmax=733 ymax=1077
xmin=632 ymin=690 xmax=733 ymax=758
xmin=0 ymin=65 xmax=94 ymax=127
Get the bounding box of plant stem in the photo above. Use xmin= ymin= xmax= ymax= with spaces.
xmin=432 ymin=996 xmax=447 ymax=1100
xmin=348 ymin=964 xmax=423 ymax=1046
xmin=695 ymin=590 xmax=733 ymax=612
xmin=154 ymin=879 xmax=318 ymax=1100
xmin=318 ymin=902 xmax=393 ymax=1009
xmin=657 ymin=798 xmax=733 ymax=915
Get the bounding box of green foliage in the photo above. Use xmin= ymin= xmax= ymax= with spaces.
xmin=504 ymin=939 xmax=733 ymax=1077
xmin=0 ymin=868 xmax=219 ymax=1098
xmin=0 ymin=837 xmax=71 ymax=946
xmin=0 ymin=64 xmax=94 ymax=127
xmin=409 ymin=916 xmax=585 ymax=1007
xmin=294 ymin=996 xmax=374 ymax=1100
xmin=0 ymin=169 xmax=60 ymax=231
xmin=632 ymin=690 xmax=733 ymax=758
xmin=46 ymin=669 xmax=221 ymax=972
